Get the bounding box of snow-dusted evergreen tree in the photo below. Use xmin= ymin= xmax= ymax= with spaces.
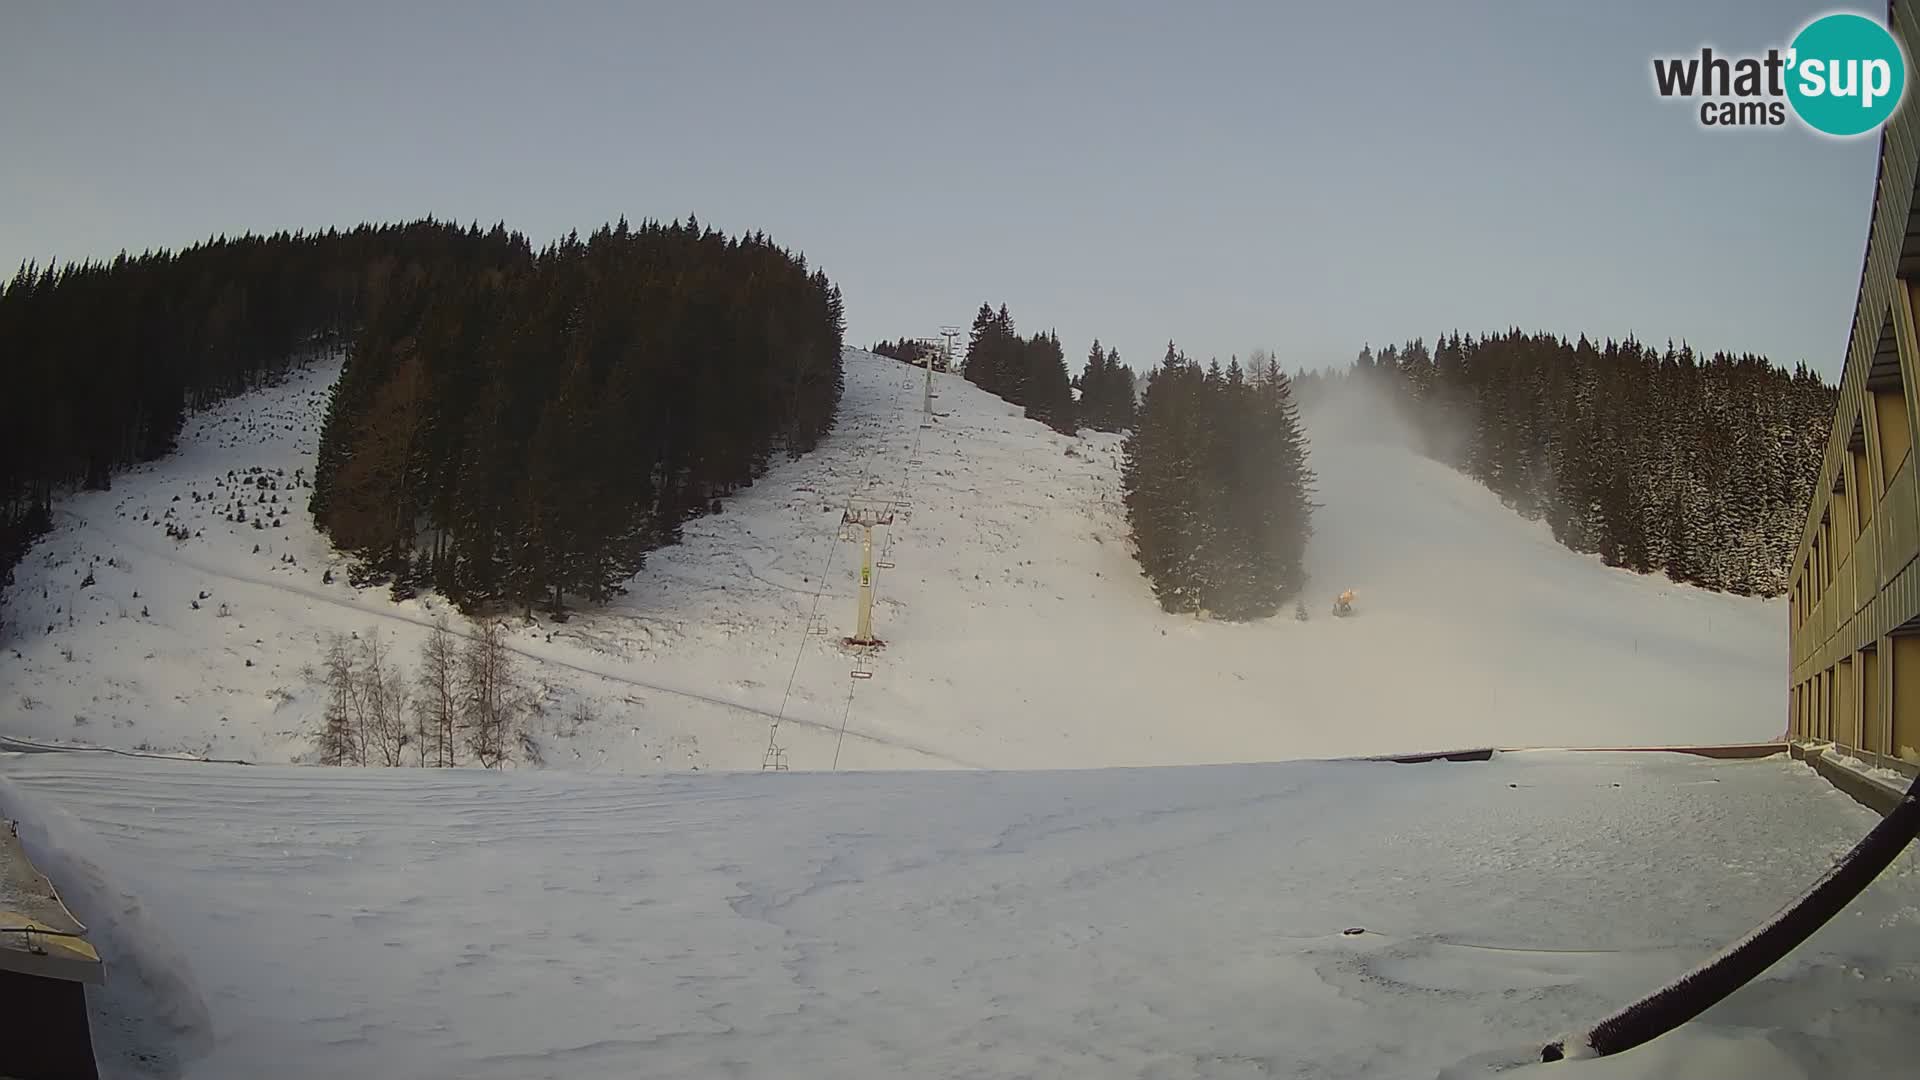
xmin=1353 ymin=329 xmax=1833 ymax=597
xmin=1122 ymin=345 xmax=1315 ymax=620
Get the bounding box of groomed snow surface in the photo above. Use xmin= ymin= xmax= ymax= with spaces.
xmin=1 ymin=749 xmax=1915 ymax=1079
xmin=0 ymin=350 xmax=1785 ymax=772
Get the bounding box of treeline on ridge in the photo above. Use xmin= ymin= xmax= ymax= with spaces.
xmin=960 ymin=303 xmax=1076 ymax=434
xmin=870 ymin=337 xmax=950 ymax=370
xmin=1294 ymin=332 xmax=1835 ymax=596
xmin=0 ymin=216 xmax=844 ymax=627
xmin=310 ymin=217 xmax=846 ymax=616
xmin=0 ymin=220 xmax=511 ymax=622
xmin=959 ymin=303 xmax=1138 ymax=434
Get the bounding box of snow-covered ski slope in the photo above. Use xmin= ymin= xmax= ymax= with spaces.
xmin=0 ymin=349 xmax=1784 ymax=771
xmin=2 ymin=749 xmax=1913 ymax=1080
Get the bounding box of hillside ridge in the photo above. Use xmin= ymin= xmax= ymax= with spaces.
xmin=0 ymin=350 xmax=1784 ymax=770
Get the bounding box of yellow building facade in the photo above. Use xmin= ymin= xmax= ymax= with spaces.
xmin=1788 ymin=0 xmax=1920 ymax=768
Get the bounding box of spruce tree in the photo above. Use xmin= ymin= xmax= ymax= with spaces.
xmin=1078 ymin=340 xmax=1107 ymax=426
xmin=1122 ymin=346 xmax=1316 ymax=619
xmin=1108 ymin=347 xmax=1137 ymax=430
xmin=1023 ymin=330 xmax=1076 ymax=434
xmin=1352 ymin=325 xmax=1831 ymax=596
xmin=963 ymin=304 xmax=998 ymax=392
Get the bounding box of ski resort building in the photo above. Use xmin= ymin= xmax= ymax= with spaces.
xmin=1788 ymin=0 xmax=1920 ymax=785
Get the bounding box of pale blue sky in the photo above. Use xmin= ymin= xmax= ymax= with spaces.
xmin=0 ymin=1 xmax=1886 ymax=377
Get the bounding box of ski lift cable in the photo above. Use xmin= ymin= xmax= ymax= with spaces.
xmin=1539 ymin=767 xmax=1919 ymax=1062
xmin=830 ymin=675 xmax=859 ymax=770
xmin=763 ymin=354 xmax=918 ymax=764
xmin=880 ymin=378 xmax=931 ymax=565
xmin=836 ymin=361 xmax=935 ymax=766
xmin=827 ymin=355 xmax=942 ymax=770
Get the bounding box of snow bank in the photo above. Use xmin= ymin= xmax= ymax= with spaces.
xmin=0 ymin=770 xmax=213 ymax=1078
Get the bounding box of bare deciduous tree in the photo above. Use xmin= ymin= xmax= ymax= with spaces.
xmin=416 ymin=617 xmax=461 ymax=767
xmin=462 ymin=618 xmax=521 ymax=769
xmin=360 ymin=629 xmax=413 ymax=767
xmin=311 ymin=632 xmax=364 ymax=766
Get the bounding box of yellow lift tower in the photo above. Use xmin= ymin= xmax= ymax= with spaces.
xmin=842 ymin=502 xmax=895 ymax=646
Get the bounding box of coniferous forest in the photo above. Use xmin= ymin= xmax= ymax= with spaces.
xmin=1293 ymin=332 xmax=1835 ymax=597
xmin=1075 ymin=340 xmax=1138 ymax=433
xmin=961 ymin=303 xmax=1078 ymax=435
xmin=2 ymin=218 xmax=1831 ymax=628
xmin=0 ymin=217 xmax=845 ymax=621
xmin=1122 ymin=344 xmax=1316 ymax=620
xmin=869 ymin=337 xmax=946 ymax=369
xmin=310 ymin=218 xmax=846 ymax=615
xmin=0 ymin=220 xmax=512 ymax=618
xmin=875 ymin=330 xmax=1135 ymax=429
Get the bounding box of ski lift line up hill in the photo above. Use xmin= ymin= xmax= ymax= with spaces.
xmin=831 ymin=348 xmax=949 ymax=770
xmin=762 ymin=355 xmax=921 ymax=771
xmin=0 ymin=348 xmax=1784 ymax=771
xmin=770 ymin=336 xmax=950 ymax=771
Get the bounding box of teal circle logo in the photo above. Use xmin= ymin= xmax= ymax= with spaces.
xmin=1787 ymin=13 xmax=1907 ymax=136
